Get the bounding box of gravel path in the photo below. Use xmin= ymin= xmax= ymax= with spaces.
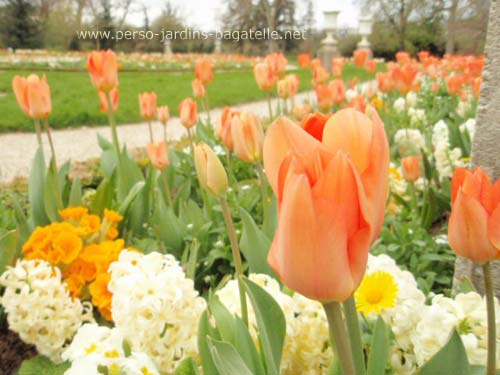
xmin=0 ymin=92 xmax=313 ymax=183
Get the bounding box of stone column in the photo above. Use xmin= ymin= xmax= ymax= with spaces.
xmin=453 ymin=0 xmax=500 ymax=296
xmin=163 ymin=39 xmax=172 ymax=56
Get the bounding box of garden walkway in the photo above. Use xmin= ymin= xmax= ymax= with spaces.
xmin=0 ymin=91 xmax=314 ymax=183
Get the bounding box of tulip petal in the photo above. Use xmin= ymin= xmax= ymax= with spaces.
xmin=488 ymin=204 xmax=500 ymax=252
xmin=263 ymin=117 xmax=325 ymax=194
xmin=449 ymin=190 xmax=498 ymax=263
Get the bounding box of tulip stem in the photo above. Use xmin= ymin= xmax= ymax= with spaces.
xmin=43 ymin=118 xmax=63 ymax=210
xmin=323 ymin=301 xmax=356 ymax=375
xmin=187 ymin=127 xmax=196 ymax=156
xmin=256 ymin=162 xmax=270 ymax=234
xmin=204 ymin=94 xmax=211 ymax=126
xmin=161 ymin=170 xmax=173 ymax=207
xmin=343 ymin=296 xmax=366 ymax=375
xmin=267 ymin=93 xmax=273 ymax=120
xmin=148 ymin=121 xmax=154 ymax=143
xmin=33 ymin=119 xmax=43 ymax=149
xmin=163 ymin=123 xmax=167 ymax=143
xmin=483 ymin=262 xmax=496 ymax=375
xmin=220 ymin=196 xmax=248 ymax=326
xmin=105 ymin=92 xmax=121 ymax=155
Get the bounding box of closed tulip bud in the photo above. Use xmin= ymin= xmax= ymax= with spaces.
xmin=265 ymin=52 xmax=288 ymax=79
xmin=178 ymin=98 xmax=197 ymax=128
xmin=448 ymin=167 xmax=500 ymax=263
xmin=300 ymin=112 xmax=332 ymax=141
xmin=292 ymin=103 xmax=312 ymax=122
xmin=147 ymin=141 xmax=169 ymax=170
xmin=353 ymin=49 xmax=368 ymax=68
xmin=298 ymin=53 xmax=311 ymax=68
xmin=192 ymin=79 xmax=206 ymax=98
xmin=286 ymin=74 xmax=299 ymax=96
xmin=88 ymin=50 xmax=118 ymax=92
xmin=139 ymin=92 xmax=157 ymax=120
xmin=263 ymin=107 xmax=389 ymax=301
xmin=194 ymin=143 xmax=228 ymax=197
xmin=315 ymin=84 xmax=333 ymax=110
xmin=12 ymin=74 xmax=52 ymax=119
xmin=401 ymin=156 xmax=422 ymax=182
xmin=365 ymin=59 xmax=377 ymax=73
xmin=157 ymin=105 xmax=170 ymax=125
xmin=99 ymin=88 xmax=119 ymax=113
xmin=277 ymin=79 xmax=290 ymax=99
xmin=312 ymin=63 xmax=330 ymax=86
xmin=195 ymin=58 xmax=214 ymax=85
xmin=216 ymin=107 xmax=238 ymax=150
xmin=231 ymin=111 xmax=264 ymax=163
xmin=328 ymin=79 xmax=346 ymax=105
xmin=253 ymin=62 xmax=276 ymax=91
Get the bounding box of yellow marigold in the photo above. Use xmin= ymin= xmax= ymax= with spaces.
xmin=89 ymin=273 xmax=112 ymax=320
xmin=54 ymin=231 xmax=83 ymax=264
xmin=355 ymin=271 xmax=398 ymax=316
xmin=64 ymin=274 xmax=86 ymax=299
xmin=104 ymin=209 xmax=123 ymax=224
xmin=80 ymin=239 xmax=124 ymax=274
xmin=106 ymin=226 xmax=119 ymax=240
xmin=64 ymin=258 xmax=97 ymax=283
xmin=59 ymin=206 xmax=88 ymax=220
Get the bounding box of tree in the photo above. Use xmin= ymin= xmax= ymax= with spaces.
xmin=0 ymin=0 xmax=42 ymax=48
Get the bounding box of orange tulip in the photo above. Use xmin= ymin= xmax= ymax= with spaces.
xmin=365 ymin=59 xmax=377 ymax=73
xmin=301 ymin=112 xmax=332 ymax=141
xmin=147 ymin=141 xmax=169 ymax=170
xmin=315 ymin=84 xmax=333 ymax=110
xmin=472 ymin=77 xmax=481 ymax=99
xmin=157 ymin=105 xmax=170 ymax=125
xmin=312 ymin=63 xmax=330 ymax=86
xmin=277 ymin=74 xmax=299 ymax=99
xmin=231 ymin=111 xmax=264 ymax=163
xmin=99 ymin=88 xmax=119 ymax=113
xmin=263 ymin=107 xmax=389 ymax=301
xmin=377 ymin=72 xmax=394 ymax=93
xmin=328 ymin=79 xmax=346 ymax=105
xmin=298 ymin=53 xmax=311 ymax=68
xmin=178 ymin=98 xmax=197 ymax=128
xmin=87 ymin=50 xmax=118 ymax=93
xmin=192 ymin=79 xmax=206 ymax=98
xmin=347 ymin=95 xmax=367 ymax=113
xmin=396 ymin=51 xmax=411 ymax=65
xmin=353 ymin=49 xmax=368 ymax=68
xmin=216 ymin=107 xmax=238 ymax=150
xmin=12 ymin=74 xmax=52 ymax=119
xmin=448 ymin=167 xmax=500 ymax=263
xmin=254 ymin=62 xmax=276 ymax=91
xmin=332 ymin=57 xmax=344 ymax=78
xmin=265 ymin=52 xmax=288 ymax=79
xmin=418 ymin=51 xmax=430 ymax=63
xmin=446 ymin=75 xmax=464 ymax=96
xmin=292 ymin=103 xmax=312 ymax=122
xmin=195 ymin=58 xmax=214 ymax=85
xmin=391 ymin=64 xmax=419 ymax=94
xmin=139 ymin=92 xmax=157 ymax=120
xmin=401 ymin=156 xmax=422 ymax=182
xmin=194 ymin=143 xmax=228 ymax=197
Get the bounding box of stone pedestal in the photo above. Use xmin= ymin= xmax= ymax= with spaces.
xmin=214 ymin=38 xmax=222 ymax=54
xmin=319 ymin=33 xmax=339 ymax=71
xmin=357 ymin=37 xmax=372 ymax=58
xmin=163 ymin=39 xmax=172 ymax=56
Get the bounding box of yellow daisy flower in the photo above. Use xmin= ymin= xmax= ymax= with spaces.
xmin=355 ymin=271 xmax=398 ymax=316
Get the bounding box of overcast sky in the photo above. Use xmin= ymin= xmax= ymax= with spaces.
xmin=126 ymin=0 xmax=361 ymax=30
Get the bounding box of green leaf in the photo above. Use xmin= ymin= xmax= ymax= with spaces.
xmin=239 ymin=208 xmax=277 ymax=279
xmin=17 ymin=355 xmax=70 ymax=375
xmin=0 ymin=230 xmax=19 ymax=274
xmin=243 ymin=277 xmax=286 ymax=375
xmin=418 ymin=330 xmax=469 ymax=375
xmin=198 ymin=310 xmax=220 ymax=375
xmin=367 ymin=316 xmax=389 ymax=375
xmin=175 ymin=357 xmax=200 ymax=375
xmin=208 ymin=292 xmax=236 ymax=343
xmin=43 ymin=163 xmax=60 ymax=222
xmin=469 ymin=365 xmax=500 ymax=374
xmin=68 ymin=177 xmax=82 ymax=207
xmin=207 ymin=337 xmax=254 ymax=375
xmin=11 ymin=194 xmax=32 ymax=246
xmin=117 ymin=181 xmax=145 ymax=216
xmin=90 ymin=177 xmax=115 ymax=216
xmin=234 ymin=316 xmax=266 ymax=375
xmin=29 ymin=147 xmax=49 ymax=226
xmin=152 ymin=198 xmax=184 ymax=255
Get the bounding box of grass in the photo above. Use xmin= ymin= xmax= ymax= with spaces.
xmin=0 ymin=63 xmax=377 ymax=133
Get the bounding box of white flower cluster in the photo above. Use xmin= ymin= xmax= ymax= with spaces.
xmin=108 ymin=250 xmax=206 ymax=374
xmin=0 ymin=259 xmax=93 ymax=362
xmin=432 ymin=120 xmax=463 ymax=179
xmin=394 ymin=128 xmax=426 ymax=157
xmin=217 ymin=274 xmax=332 ymax=375
xmin=364 ymin=254 xmax=500 ymax=373
xmin=393 ymin=97 xmax=406 ymax=113
xmin=408 ymin=108 xmax=426 ymax=126
xmin=457 ymin=98 xmax=472 ymax=118
xmin=62 ymin=323 xmax=160 ymax=375
xmin=460 ymin=118 xmax=476 ymax=141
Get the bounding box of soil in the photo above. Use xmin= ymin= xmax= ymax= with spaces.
xmin=0 ymin=324 xmax=37 ymax=375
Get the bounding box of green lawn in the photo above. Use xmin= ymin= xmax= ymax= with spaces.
xmin=0 ymin=64 xmax=376 ymax=133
